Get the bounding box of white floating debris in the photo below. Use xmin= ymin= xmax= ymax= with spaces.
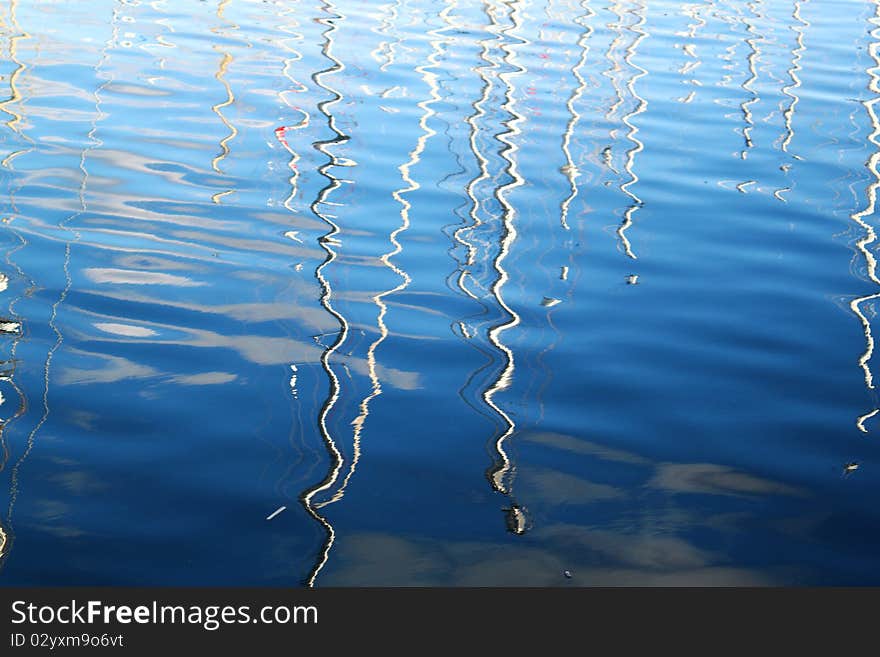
xmin=284 ymin=230 xmax=303 ymax=244
xmin=0 ymin=274 xmax=8 ymax=293
xmin=844 ymin=462 xmax=859 ymax=475
xmin=563 ymin=570 xmax=572 ymax=579
xmin=541 ymin=297 xmax=562 ymax=308
xmin=857 ymin=409 xmax=878 ymax=433
xmin=679 ymin=90 xmax=696 ymax=104
xmin=0 ymin=321 xmax=20 ymax=334
xmin=560 ymin=266 xmax=569 ymax=281
xmin=266 ymin=505 xmax=287 ymax=521
xmin=626 ymin=274 xmax=639 ymax=285
xmin=505 ymin=505 xmax=528 ymax=535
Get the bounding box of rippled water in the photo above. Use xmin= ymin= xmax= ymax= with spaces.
xmin=1 ymin=0 xmax=880 ymax=586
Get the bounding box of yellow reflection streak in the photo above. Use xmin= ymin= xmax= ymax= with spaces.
xmin=485 ymin=0 xmax=526 ymax=508
xmin=780 ymin=0 xmax=807 ymax=155
xmin=850 ymin=0 xmax=880 ymax=425
xmin=272 ymin=0 xmax=324 ymax=504
xmin=559 ymin=0 xmax=594 ymax=231
xmin=617 ymin=0 xmax=648 ymax=261
xmin=211 ymin=52 xmax=236 ymax=176
xmin=0 ymin=0 xmax=30 ymax=169
xmin=322 ymin=1 xmax=454 ymax=508
xmin=302 ymin=0 xmax=348 ymax=588
xmin=210 ymin=0 xmax=238 ymax=203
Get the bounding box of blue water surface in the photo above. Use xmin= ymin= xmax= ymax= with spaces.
xmin=1 ymin=0 xmax=880 ymax=586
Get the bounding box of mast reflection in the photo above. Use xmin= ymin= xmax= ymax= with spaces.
xmin=2 ymin=0 xmax=118 ymax=567
xmin=850 ymin=0 xmax=880 ymax=435
xmin=300 ymin=0 xmax=348 ymax=588
xmin=211 ymin=0 xmax=238 ymax=204
xmin=482 ymin=0 xmax=526 ymax=532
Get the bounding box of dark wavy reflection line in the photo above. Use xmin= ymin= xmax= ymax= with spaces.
xmin=445 ymin=1 xmax=507 ymax=459
xmin=453 ymin=1 xmax=502 ymax=306
xmin=210 ymin=50 xmax=236 ymax=200
xmin=559 ymin=1 xmax=594 ymax=231
xmin=484 ymin=0 xmax=527 ymax=527
xmin=5 ymin=1 xmax=118 ymax=558
xmin=301 ymin=0 xmax=349 ymax=588
xmin=0 ymin=0 xmax=31 ymax=170
xmin=851 ymin=0 xmax=880 ymax=430
xmin=617 ymin=0 xmax=648 ymax=261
